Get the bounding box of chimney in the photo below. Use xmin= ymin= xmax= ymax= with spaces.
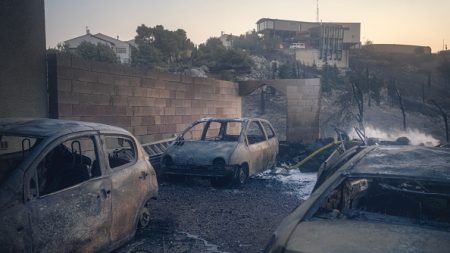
xmin=86 ymin=26 xmax=90 ymax=34
xmin=117 ymin=35 xmax=119 ymax=40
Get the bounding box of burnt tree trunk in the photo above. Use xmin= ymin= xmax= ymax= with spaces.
xmin=366 ymin=68 xmax=371 ymax=107
xmin=422 ymin=81 xmax=425 ymax=103
xmin=395 ymin=86 xmax=407 ymax=130
xmin=352 ymin=81 xmax=365 ymax=134
xmin=429 ymin=100 xmax=449 ymax=143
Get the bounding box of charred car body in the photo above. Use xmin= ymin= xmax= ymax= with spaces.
xmin=161 ymin=118 xmax=279 ymax=187
xmin=0 ymin=118 xmax=158 ymax=253
xmin=265 ymin=145 xmax=450 ymax=253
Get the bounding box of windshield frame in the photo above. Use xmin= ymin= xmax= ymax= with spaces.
xmin=180 ymin=119 xmax=245 ymax=142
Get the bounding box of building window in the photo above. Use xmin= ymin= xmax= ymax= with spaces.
xmin=116 ymin=47 xmax=127 ymax=54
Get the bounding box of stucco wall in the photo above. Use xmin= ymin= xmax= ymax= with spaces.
xmin=49 ymin=54 xmax=241 ymax=143
xmin=65 ymin=34 xmax=131 ymax=63
xmin=0 ymin=0 xmax=47 ymax=117
xmin=240 ymin=79 xmax=321 ymax=143
xmin=295 ymin=49 xmax=349 ymax=69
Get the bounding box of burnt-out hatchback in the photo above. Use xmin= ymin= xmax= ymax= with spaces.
xmin=0 ymin=118 xmax=158 ymax=253
xmin=161 ymin=118 xmax=279 ymax=187
xmin=265 ymin=145 xmax=450 ymax=253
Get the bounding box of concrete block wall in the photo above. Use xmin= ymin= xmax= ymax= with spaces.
xmin=240 ymin=79 xmax=321 ymax=143
xmin=285 ymin=79 xmax=321 ymax=143
xmin=50 ymin=54 xmax=241 ymax=143
xmin=242 ymin=88 xmax=288 ymax=141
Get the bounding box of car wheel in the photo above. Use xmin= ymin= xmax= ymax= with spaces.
xmin=210 ymin=176 xmax=232 ymax=188
xmin=138 ymin=201 xmax=151 ymax=229
xmin=165 ymin=174 xmax=185 ymax=183
xmin=233 ymin=166 xmax=249 ymax=187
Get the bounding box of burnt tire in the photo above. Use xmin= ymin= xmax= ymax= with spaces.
xmin=232 ymin=166 xmax=249 ymax=188
xmin=165 ymin=174 xmax=186 ymax=183
xmin=210 ymin=158 xmax=232 ymax=188
xmin=138 ymin=201 xmax=151 ymax=229
xmin=210 ymin=176 xmax=232 ymax=188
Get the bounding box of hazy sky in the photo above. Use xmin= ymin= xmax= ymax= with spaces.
xmin=45 ymin=0 xmax=450 ymax=52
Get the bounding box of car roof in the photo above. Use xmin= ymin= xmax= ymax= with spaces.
xmin=0 ymin=118 xmax=129 ymax=138
xmin=195 ymin=117 xmax=270 ymax=123
xmin=349 ymin=145 xmax=450 ymax=181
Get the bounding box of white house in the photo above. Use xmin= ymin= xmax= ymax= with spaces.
xmin=64 ymin=30 xmax=134 ymax=64
xmin=257 ymin=18 xmax=361 ymax=69
xmin=219 ymin=32 xmax=235 ymax=49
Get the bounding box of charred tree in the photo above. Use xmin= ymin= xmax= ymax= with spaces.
xmin=395 ymin=86 xmax=407 ymax=130
xmin=422 ymin=81 xmax=425 ymax=103
xmin=429 ymin=99 xmax=449 ymax=143
xmin=260 ymin=86 xmax=266 ymax=114
xmin=366 ymin=68 xmax=371 ymax=107
xmin=352 ymin=81 xmax=365 ymax=135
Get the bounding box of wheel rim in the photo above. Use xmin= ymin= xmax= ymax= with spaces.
xmin=139 ymin=207 xmax=150 ymax=228
xmin=239 ymin=168 xmax=247 ymax=184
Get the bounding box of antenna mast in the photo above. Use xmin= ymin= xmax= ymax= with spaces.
xmin=316 ymin=0 xmax=319 ymax=23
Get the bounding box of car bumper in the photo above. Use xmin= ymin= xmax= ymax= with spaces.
xmin=163 ymin=164 xmax=238 ymax=177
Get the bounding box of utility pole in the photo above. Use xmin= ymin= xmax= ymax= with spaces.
xmin=316 ymin=0 xmax=320 ymax=23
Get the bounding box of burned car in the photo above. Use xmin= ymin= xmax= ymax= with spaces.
xmin=161 ymin=118 xmax=279 ymax=187
xmin=265 ymin=145 xmax=450 ymax=253
xmin=0 ymin=118 xmax=158 ymax=253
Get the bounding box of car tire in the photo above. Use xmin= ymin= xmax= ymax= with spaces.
xmin=138 ymin=200 xmax=151 ymax=229
xmin=165 ymin=174 xmax=186 ymax=183
xmin=210 ymin=176 xmax=232 ymax=188
xmin=233 ymin=166 xmax=249 ymax=188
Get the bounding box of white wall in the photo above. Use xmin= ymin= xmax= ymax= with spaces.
xmin=295 ymin=49 xmax=349 ymax=69
xmin=65 ymin=34 xmax=131 ymax=64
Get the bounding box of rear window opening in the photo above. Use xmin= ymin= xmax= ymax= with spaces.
xmin=0 ymin=135 xmax=41 ymax=184
xmin=314 ymin=177 xmax=450 ymax=228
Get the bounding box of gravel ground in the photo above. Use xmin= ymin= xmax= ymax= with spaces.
xmin=114 ymin=170 xmax=316 ymax=253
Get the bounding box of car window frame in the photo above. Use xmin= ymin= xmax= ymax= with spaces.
xmin=245 ymin=120 xmax=268 ymax=146
xmin=101 ymin=134 xmax=138 ymax=171
xmin=24 ymin=131 xmax=104 ymax=200
xmin=260 ymin=120 xmax=276 ymax=139
xmin=180 ymin=121 xmax=207 ymax=141
xmin=202 ymin=120 xmax=229 ymax=141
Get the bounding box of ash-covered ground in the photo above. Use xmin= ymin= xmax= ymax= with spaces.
xmin=114 ymin=168 xmax=316 ymax=253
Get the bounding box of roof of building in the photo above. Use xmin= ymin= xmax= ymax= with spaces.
xmin=0 ymin=118 xmax=129 ymax=138
xmin=64 ymin=33 xmax=131 ymax=47
xmin=350 ymin=145 xmax=450 ymax=181
xmin=256 ymin=17 xmax=360 ymax=25
xmin=364 ymin=43 xmax=431 ymax=48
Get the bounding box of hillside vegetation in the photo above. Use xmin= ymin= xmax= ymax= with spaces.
xmin=49 ymin=25 xmax=450 ymax=143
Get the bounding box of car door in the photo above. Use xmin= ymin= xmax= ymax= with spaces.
xmin=102 ymin=134 xmax=150 ymax=243
xmin=26 ymin=133 xmax=112 ymax=253
xmin=0 ymin=171 xmax=31 ymax=253
xmin=260 ymin=121 xmax=279 ymax=169
xmin=245 ymin=120 xmax=269 ymax=175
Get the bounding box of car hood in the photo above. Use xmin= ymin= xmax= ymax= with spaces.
xmin=165 ymin=141 xmax=238 ymax=166
xmin=284 ymin=219 xmax=450 ymax=253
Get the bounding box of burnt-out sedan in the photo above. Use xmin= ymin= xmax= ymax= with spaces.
xmin=161 ymin=118 xmax=279 ymax=187
xmin=265 ymin=145 xmax=450 ymax=253
xmin=0 ymin=118 xmax=158 ymax=253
